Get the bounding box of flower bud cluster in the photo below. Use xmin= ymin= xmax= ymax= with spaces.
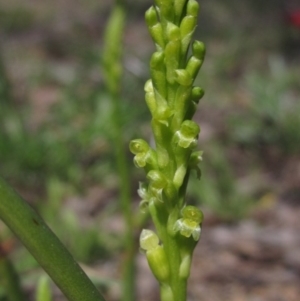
xmin=130 ymin=0 xmax=205 ymax=297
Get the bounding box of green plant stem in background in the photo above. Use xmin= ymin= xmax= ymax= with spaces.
xmin=112 ymin=89 xmax=136 ymax=301
xmin=0 ymin=178 xmax=106 ymax=301
xmin=102 ymin=4 xmax=136 ymax=301
xmin=0 ymin=253 xmax=27 ymax=301
xmin=0 ymin=47 xmax=12 ymax=108
xmin=36 ymin=275 xmax=52 ymax=301
xmin=130 ymin=0 xmax=205 ymax=300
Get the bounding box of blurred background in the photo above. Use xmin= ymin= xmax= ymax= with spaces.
xmin=0 ymin=0 xmax=299 ymax=300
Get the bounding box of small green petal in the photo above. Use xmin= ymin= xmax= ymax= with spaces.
xmin=147 ymin=170 xmax=167 ymax=189
xmin=139 ymin=199 xmax=149 ymax=213
xmin=180 ymin=219 xmax=198 ymax=238
xmin=144 ymin=79 xmax=154 ymax=93
xmin=179 ymin=255 xmax=192 ymax=279
xmin=174 ymin=218 xmax=201 ymax=241
xmin=182 ymin=205 xmax=203 ymax=223
xmin=140 ymin=229 xmax=159 ymax=251
xmin=133 ymin=153 xmax=147 ymax=168
xmin=175 ymin=120 xmax=200 ymax=148
xmin=192 ymin=226 xmax=201 ymax=241
xmin=129 ymin=139 xmax=149 ymax=155
xmin=137 ymin=182 xmax=148 ymax=199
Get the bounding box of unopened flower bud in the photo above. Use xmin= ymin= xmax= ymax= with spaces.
xmin=145 ymin=7 xmax=165 ymax=49
xmin=165 ymin=40 xmax=180 ymax=84
xmin=174 ymin=0 xmax=188 ymax=22
xmin=140 ymin=229 xmax=159 ymax=251
xmin=166 ymin=22 xmax=180 ymax=42
xmin=186 ymin=0 xmax=199 ymax=17
xmin=191 ymin=86 xmax=205 ymax=103
xmin=145 ymin=91 xmax=157 ymax=116
xmin=147 ymin=245 xmax=170 ymax=282
xmin=180 ymin=15 xmax=197 ymax=55
xmin=155 ymin=0 xmax=173 ymax=22
xmin=175 ymin=69 xmax=193 ymax=86
xmin=150 ymin=52 xmax=167 ymax=98
xmin=186 ymin=56 xmax=202 ymax=81
xmin=192 ymin=40 xmax=205 ymax=60
xmin=145 ymin=6 xmax=158 ymax=27
xmin=140 ymin=229 xmax=170 ymax=283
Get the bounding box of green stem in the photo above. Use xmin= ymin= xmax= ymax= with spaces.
xmin=158 ymin=217 xmax=186 ymax=301
xmin=0 ymin=253 xmax=27 ymax=301
xmin=166 ymin=237 xmax=186 ymax=301
xmin=0 ymin=178 xmax=106 ymax=301
xmin=0 ymin=47 xmax=12 ymax=107
xmin=149 ymin=204 xmax=186 ymax=301
xmin=112 ymin=92 xmax=136 ymax=301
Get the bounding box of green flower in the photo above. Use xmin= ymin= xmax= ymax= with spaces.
xmin=129 ymin=139 xmax=157 ymax=170
xmin=174 ymin=120 xmax=200 ymax=149
xmin=173 ymin=206 xmax=203 ymax=241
